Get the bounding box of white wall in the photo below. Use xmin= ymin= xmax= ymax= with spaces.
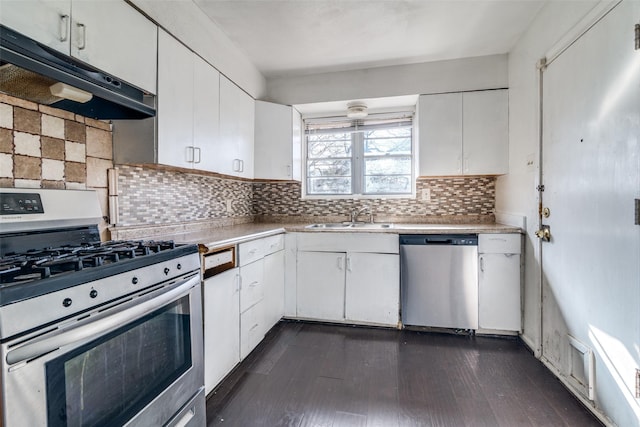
xmin=130 ymin=0 xmax=266 ymax=99
xmin=265 ymin=54 xmax=508 ymax=105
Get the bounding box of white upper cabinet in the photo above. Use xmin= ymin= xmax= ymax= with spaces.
xmin=418 ymin=92 xmax=463 ymax=176
xmin=157 ymin=29 xmax=220 ymax=170
xmin=462 ymin=90 xmax=509 ymax=175
xmin=157 ymin=30 xmax=194 ymax=169
xmin=0 ymin=0 xmax=70 ymax=53
xmin=1 ymin=0 xmax=157 ymax=94
xmin=193 ymin=54 xmax=221 ymax=172
xmin=219 ymin=76 xmax=255 ymax=178
xmin=254 ymin=100 xmax=302 ymax=181
xmin=418 ymin=89 xmax=508 ymax=176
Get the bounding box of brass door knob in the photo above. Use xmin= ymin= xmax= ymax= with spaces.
xmin=535 ymin=226 xmax=551 ymax=241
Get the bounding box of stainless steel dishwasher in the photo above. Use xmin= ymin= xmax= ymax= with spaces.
xmin=400 ymin=234 xmax=478 ymax=330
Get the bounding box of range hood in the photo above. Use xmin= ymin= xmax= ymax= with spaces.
xmin=0 ymin=25 xmax=155 ymax=120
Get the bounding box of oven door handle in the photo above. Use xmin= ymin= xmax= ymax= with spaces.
xmin=6 ymin=275 xmax=199 ymax=366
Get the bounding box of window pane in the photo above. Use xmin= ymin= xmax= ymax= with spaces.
xmin=364 ymin=157 xmax=411 ymax=175
xmin=307 ymin=159 xmax=352 ymax=177
xmin=308 ymin=177 xmax=352 ymax=194
xmin=364 ymin=175 xmax=412 ymax=194
xmin=307 ymin=133 xmax=352 ymax=158
xmin=363 ymin=129 xmax=412 ymax=156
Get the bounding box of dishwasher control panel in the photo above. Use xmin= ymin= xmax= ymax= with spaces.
xmin=399 ymin=234 xmax=478 ymax=246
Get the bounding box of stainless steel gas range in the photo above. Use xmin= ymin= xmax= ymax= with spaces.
xmin=0 ymin=188 xmax=205 ymax=427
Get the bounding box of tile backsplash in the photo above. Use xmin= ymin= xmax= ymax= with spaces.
xmin=0 ymin=94 xmax=113 ymax=239
xmin=253 ymin=177 xmax=496 ymax=224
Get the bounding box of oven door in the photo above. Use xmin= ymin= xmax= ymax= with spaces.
xmin=1 ymin=273 xmax=205 ymax=427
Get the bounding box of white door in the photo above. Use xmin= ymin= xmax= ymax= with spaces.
xmin=345 ymin=252 xmax=399 ymax=326
xmin=296 ymin=251 xmax=345 ymax=321
xmin=203 ymin=268 xmax=240 ymax=394
xmin=540 ymin=0 xmax=640 ymax=417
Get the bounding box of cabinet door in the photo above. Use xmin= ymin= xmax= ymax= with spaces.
xmin=219 ymin=76 xmax=254 ymax=178
xmin=296 ymin=251 xmax=345 ymax=321
xmin=240 ymin=302 xmax=264 ymax=360
xmin=193 ymin=55 xmax=220 ymax=171
xmin=254 ymin=100 xmax=292 ymax=180
xmin=462 ymin=90 xmax=508 ymax=175
xmin=418 ymin=93 xmax=463 ymax=176
xmin=203 ymin=268 xmax=240 ymax=394
xmin=478 ymin=253 xmax=521 ymax=331
xmin=0 ymin=0 xmax=71 ymax=54
xmin=157 ymin=30 xmax=194 ymax=168
xmin=291 ymin=107 xmax=302 ymax=181
xmin=345 ymin=253 xmax=399 ymax=326
xmin=70 ymin=0 xmax=157 ymax=93
xmin=263 ymin=250 xmax=285 ymax=332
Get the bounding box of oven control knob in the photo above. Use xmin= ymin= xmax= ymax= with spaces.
xmin=177 ymin=263 xmax=182 ymax=270
xmin=132 ymin=277 xmax=139 ymax=285
xmin=89 ymin=289 xmax=98 ymax=298
xmin=164 ymin=267 xmax=170 ymax=275
xmin=62 ymin=298 xmax=72 ymax=308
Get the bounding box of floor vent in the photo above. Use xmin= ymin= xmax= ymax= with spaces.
xmin=568 ymin=335 xmax=595 ymax=400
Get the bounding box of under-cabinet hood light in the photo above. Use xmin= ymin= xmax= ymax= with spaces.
xmin=49 ymin=82 xmax=93 ymax=103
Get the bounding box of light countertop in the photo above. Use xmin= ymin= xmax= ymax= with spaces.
xmin=165 ymin=222 xmax=522 ymax=252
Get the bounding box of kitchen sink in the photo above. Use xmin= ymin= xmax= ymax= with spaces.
xmin=305 ymin=222 xmax=394 ymax=229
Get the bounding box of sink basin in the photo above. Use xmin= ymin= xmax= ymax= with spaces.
xmin=305 ymin=222 xmax=394 ymax=229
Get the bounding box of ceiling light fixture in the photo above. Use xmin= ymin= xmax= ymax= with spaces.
xmin=346 ymin=101 xmax=368 ymax=119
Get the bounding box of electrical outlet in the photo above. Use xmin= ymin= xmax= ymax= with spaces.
xmin=421 ymin=188 xmax=431 ymax=202
xmin=226 ymin=199 xmax=233 ymax=213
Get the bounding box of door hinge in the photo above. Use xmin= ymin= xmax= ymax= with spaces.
xmin=635 ymin=23 xmax=639 ymax=51
xmin=636 ymin=369 xmax=640 ymax=398
xmin=536 ymin=184 xmax=545 ymax=192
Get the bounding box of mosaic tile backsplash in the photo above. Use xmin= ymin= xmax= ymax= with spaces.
xmin=253 ymin=177 xmax=496 ymax=223
xmin=116 ymin=164 xmax=496 ymax=228
xmin=116 ymin=165 xmax=254 ymax=227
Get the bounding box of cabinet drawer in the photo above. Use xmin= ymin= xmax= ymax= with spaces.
xmin=240 ymin=303 xmax=264 ymax=359
xmin=263 ymin=234 xmax=284 ymax=256
xmin=479 ymin=234 xmax=521 ymax=254
xmin=239 ymin=239 xmax=265 ymax=266
xmin=240 ymin=259 xmax=264 ymax=313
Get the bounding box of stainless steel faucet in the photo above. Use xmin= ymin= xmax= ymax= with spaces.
xmin=351 ymin=206 xmax=373 ymax=223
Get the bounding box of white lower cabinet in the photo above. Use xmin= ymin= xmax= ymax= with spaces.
xmin=345 ymin=252 xmax=399 ymax=326
xmin=297 ymin=251 xmax=346 ymax=322
xmin=478 ymin=234 xmax=522 ymax=333
xmin=263 ymin=250 xmax=285 ymax=330
xmin=203 ymin=267 xmax=240 ymax=395
xmin=296 ymin=233 xmax=400 ymax=327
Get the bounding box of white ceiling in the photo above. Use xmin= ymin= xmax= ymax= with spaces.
xmin=193 ymin=0 xmax=547 ymax=79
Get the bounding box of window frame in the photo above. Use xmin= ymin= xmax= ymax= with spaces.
xmin=302 ymin=113 xmax=416 ymax=199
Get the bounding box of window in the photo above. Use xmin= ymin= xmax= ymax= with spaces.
xmin=305 ymin=114 xmax=413 ymax=196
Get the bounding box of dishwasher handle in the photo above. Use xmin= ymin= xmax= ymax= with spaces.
xmin=400 ymin=234 xmax=478 ymax=245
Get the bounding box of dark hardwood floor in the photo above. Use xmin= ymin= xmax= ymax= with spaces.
xmin=206 ymin=321 xmax=603 ymax=427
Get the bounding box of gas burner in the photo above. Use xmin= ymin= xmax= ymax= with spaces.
xmin=0 ymin=239 xmax=181 ymax=285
